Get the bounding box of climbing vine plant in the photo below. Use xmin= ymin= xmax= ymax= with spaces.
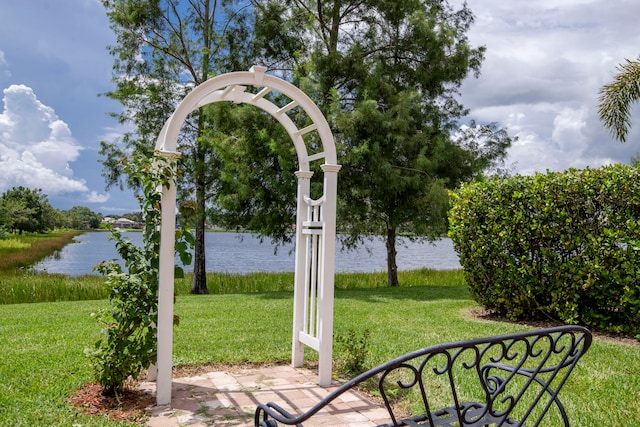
xmin=86 ymin=151 xmax=193 ymax=396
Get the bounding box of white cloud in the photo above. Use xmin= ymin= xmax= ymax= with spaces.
xmin=0 ymin=84 xmax=109 ymax=202
xmin=97 ymin=204 xmax=131 ymax=213
xmin=552 ymin=107 xmax=587 ymax=153
xmin=459 ymin=0 xmax=640 ymax=175
xmin=86 ymin=190 xmax=110 ymax=203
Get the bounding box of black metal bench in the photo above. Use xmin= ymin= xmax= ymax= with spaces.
xmin=255 ymin=325 xmax=591 ymax=427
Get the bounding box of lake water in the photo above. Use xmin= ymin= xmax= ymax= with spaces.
xmin=33 ymin=231 xmax=460 ymax=276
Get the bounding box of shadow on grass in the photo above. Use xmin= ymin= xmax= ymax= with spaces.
xmin=337 ymin=285 xmax=470 ymax=303
xmin=254 ymin=284 xmax=470 ymax=303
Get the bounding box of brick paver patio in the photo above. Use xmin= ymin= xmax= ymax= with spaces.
xmin=142 ymin=365 xmax=390 ymax=426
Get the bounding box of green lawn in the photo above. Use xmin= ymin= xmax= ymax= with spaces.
xmin=1 ymin=276 xmax=638 ymax=426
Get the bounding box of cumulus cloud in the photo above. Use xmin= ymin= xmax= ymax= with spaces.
xmin=86 ymin=190 xmax=110 ymax=203
xmin=0 ymin=84 xmax=109 ymax=203
xmin=458 ymin=0 xmax=640 ymax=175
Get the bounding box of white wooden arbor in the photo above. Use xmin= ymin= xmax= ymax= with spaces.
xmin=154 ymin=66 xmax=341 ymax=405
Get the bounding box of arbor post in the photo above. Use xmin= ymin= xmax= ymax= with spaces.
xmin=317 ymin=164 xmax=341 ymax=385
xmin=156 ymin=176 xmax=177 ymax=405
xmin=292 ymin=170 xmax=313 ymax=368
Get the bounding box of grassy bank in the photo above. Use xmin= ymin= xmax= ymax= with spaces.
xmin=0 ymin=230 xmax=83 ymax=271
xmin=3 ymin=262 xmax=464 ymax=304
xmin=0 ymin=272 xmax=107 ymax=304
xmin=0 ymin=230 xmax=108 ymax=305
xmin=173 ymin=268 xmax=465 ymax=294
xmin=1 ymin=279 xmax=638 ymax=426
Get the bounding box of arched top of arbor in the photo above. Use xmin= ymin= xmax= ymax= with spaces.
xmin=155 ymin=65 xmax=338 ymax=172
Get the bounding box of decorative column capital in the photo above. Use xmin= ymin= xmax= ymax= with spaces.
xmin=321 ymin=164 xmax=342 ymax=173
xmin=295 ymin=170 xmax=314 ymax=179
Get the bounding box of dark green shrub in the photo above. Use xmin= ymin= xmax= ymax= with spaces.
xmin=449 ymin=165 xmax=640 ymax=338
xmin=335 ymin=328 xmax=371 ymax=376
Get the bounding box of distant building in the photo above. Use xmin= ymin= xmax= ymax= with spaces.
xmin=101 ymin=217 xmax=142 ymax=229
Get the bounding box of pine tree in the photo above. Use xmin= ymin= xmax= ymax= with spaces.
xmin=250 ymin=0 xmax=513 ymax=286
xmin=100 ymin=0 xmax=256 ymax=293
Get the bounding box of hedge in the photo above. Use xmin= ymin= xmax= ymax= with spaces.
xmin=449 ymin=164 xmax=640 ymax=338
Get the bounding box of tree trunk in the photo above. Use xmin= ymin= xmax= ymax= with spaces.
xmin=190 ymin=0 xmax=211 ymax=295
xmin=191 ymin=216 xmax=208 ymax=294
xmin=386 ymin=226 xmax=399 ymax=287
xmin=190 ymin=147 xmax=209 ymax=295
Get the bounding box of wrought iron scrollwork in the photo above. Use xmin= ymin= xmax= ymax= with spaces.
xmin=254 ymin=325 xmax=592 ymax=427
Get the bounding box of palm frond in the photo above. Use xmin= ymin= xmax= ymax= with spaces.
xmin=597 ymin=57 xmax=640 ymax=142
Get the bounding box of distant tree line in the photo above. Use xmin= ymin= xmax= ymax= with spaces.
xmin=0 ymin=186 xmax=103 ymax=234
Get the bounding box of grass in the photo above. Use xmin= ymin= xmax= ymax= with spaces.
xmin=0 ymin=300 xmax=131 ymax=426
xmin=1 ymin=278 xmax=639 ymax=426
xmin=0 ymin=230 xmax=83 ymax=271
xmin=0 ymin=238 xmax=31 ymax=250
xmin=173 ymin=268 xmax=465 ymax=295
xmin=0 ymin=272 xmax=108 ymax=304
xmin=1 ymin=232 xmax=639 ymax=425
xmin=3 ymin=267 xmax=464 ymax=305
xmin=0 ymin=230 xmax=108 ymax=305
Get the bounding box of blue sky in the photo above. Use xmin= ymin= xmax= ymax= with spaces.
xmin=0 ymin=0 xmax=639 ymax=213
xmin=0 ymin=0 xmax=134 ymax=213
